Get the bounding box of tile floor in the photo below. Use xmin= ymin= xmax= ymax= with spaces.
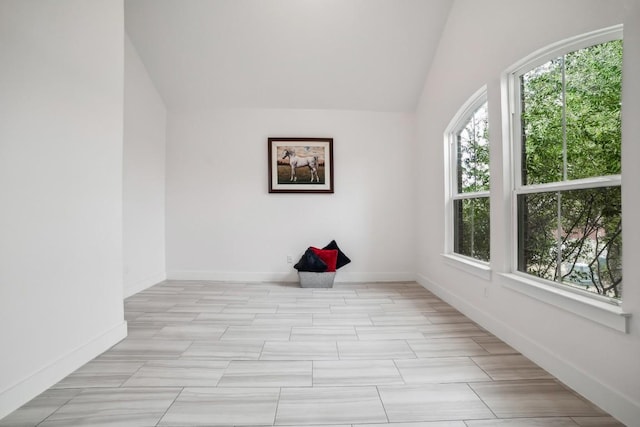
xmin=0 ymin=281 xmax=626 ymax=426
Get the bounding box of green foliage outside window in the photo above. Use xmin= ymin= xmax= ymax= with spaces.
xmin=454 ymin=198 xmax=490 ymax=261
xmin=454 ymin=102 xmax=490 ymax=262
xmin=458 ymin=103 xmax=490 ymax=193
xmin=518 ymin=39 xmax=622 ymax=299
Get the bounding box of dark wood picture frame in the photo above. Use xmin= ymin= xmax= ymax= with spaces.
xmin=268 ymin=137 xmax=334 ymax=193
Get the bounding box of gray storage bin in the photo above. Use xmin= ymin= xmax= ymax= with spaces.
xmin=298 ymin=271 xmax=336 ymax=288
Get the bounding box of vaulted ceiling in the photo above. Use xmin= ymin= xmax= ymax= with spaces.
xmin=125 ymin=0 xmax=453 ymax=112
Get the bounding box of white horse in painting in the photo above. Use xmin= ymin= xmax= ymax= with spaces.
xmin=282 ymin=149 xmax=320 ymax=182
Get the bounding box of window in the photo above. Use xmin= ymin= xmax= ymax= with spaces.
xmin=446 ymin=90 xmax=490 ymax=263
xmin=511 ymin=29 xmax=622 ymax=301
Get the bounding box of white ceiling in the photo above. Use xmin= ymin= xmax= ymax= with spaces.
xmin=124 ymin=0 xmax=453 ymax=112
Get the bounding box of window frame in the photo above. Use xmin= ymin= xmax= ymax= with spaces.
xmin=501 ymin=25 xmax=629 ymax=332
xmin=443 ymin=86 xmax=491 ymax=277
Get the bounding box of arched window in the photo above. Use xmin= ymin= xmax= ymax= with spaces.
xmin=445 ymin=88 xmax=490 ymax=263
xmin=508 ymin=26 xmax=622 ymax=301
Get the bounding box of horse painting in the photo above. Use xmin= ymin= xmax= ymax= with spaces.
xmin=282 ymin=149 xmax=320 ymax=182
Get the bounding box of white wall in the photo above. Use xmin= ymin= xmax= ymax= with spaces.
xmin=123 ymin=34 xmax=167 ymax=298
xmin=415 ymin=0 xmax=640 ymax=424
xmin=0 ymin=0 xmax=127 ymax=418
xmin=166 ymin=108 xmax=416 ymax=282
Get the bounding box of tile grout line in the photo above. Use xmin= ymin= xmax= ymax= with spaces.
xmin=153 ymin=386 xmax=184 ymax=427
xmin=391 ymin=358 xmax=407 ymax=385
xmin=469 ymin=354 xmax=497 ymax=382
xmin=34 ymin=388 xmax=82 ymax=427
xmin=374 ymin=385 xmax=391 ymax=424
xmin=465 ymin=381 xmax=499 ymax=421
xmin=272 ymin=387 xmax=282 ymax=426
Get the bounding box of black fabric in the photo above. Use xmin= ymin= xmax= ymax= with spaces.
xmin=323 ymin=240 xmax=351 ymax=270
xmin=294 ymin=248 xmax=328 ymax=272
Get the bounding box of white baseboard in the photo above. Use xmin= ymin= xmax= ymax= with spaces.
xmin=0 ymin=321 xmax=127 ymax=420
xmin=335 ymin=271 xmax=416 ymax=282
xmin=123 ymin=271 xmax=167 ymax=298
xmin=416 ymin=273 xmax=640 ymax=426
xmin=166 ymin=270 xmax=296 ymax=282
xmin=166 ymin=270 xmax=415 ymax=283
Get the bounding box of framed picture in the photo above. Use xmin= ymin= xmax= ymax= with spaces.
xmin=268 ymin=137 xmax=334 ymax=193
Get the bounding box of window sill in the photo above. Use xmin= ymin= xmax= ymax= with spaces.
xmin=441 ymin=253 xmax=492 ymax=281
xmin=500 ymin=273 xmax=630 ymax=333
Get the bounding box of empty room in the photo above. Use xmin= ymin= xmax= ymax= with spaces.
xmin=1 ymin=0 xmax=639 ymax=426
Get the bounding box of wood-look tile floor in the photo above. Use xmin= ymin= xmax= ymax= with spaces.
xmin=0 ymin=281 xmax=626 ymax=427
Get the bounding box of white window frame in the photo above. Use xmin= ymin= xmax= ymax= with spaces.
xmin=501 ymin=25 xmax=630 ymax=332
xmin=443 ymin=86 xmax=491 ymax=280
